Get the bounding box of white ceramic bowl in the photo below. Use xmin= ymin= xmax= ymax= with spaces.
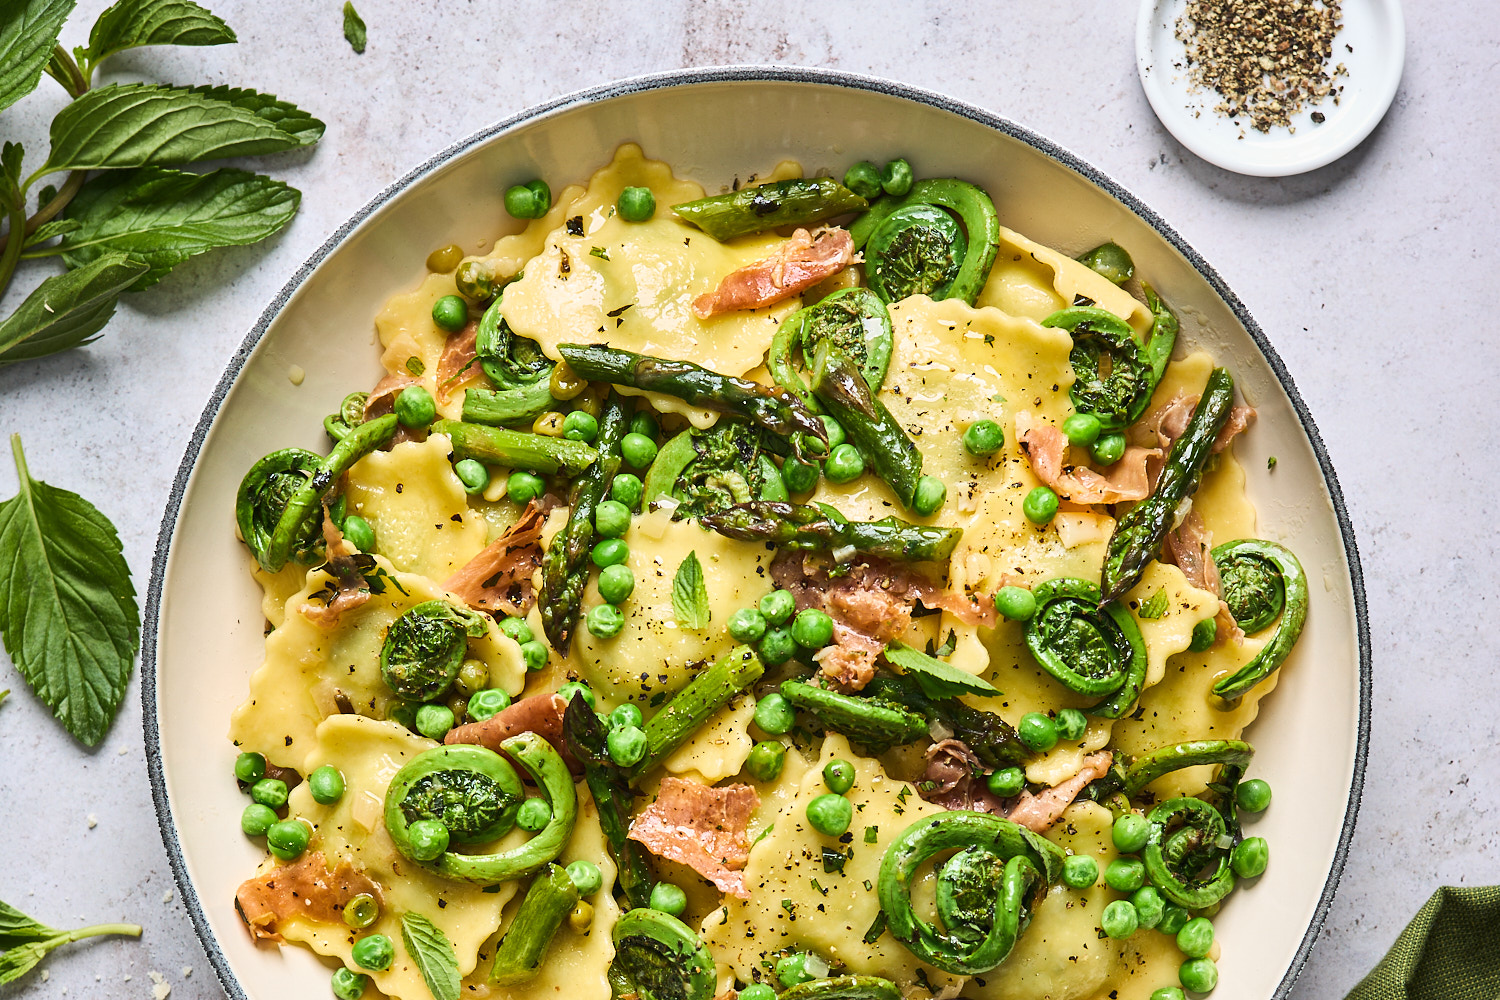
xmin=143 ymin=68 xmax=1369 ymax=1000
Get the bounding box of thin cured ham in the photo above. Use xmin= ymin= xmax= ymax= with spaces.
xmin=445 ymin=692 xmax=579 ymax=772
xmin=1016 ymin=411 xmax=1158 ymax=504
xmin=918 ymin=744 xmax=1113 ymax=834
xmin=443 ymin=502 xmax=547 ymax=616
xmin=627 ymin=777 xmax=760 ymax=899
xmin=235 ymin=852 xmax=382 ymax=942
xmin=692 ymin=228 xmax=855 ymax=319
xmin=300 ymin=511 xmax=371 ymax=627
xmin=435 ymin=321 xmax=479 ymax=403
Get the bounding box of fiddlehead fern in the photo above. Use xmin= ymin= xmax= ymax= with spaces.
xmin=642 ymin=422 xmax=788 ymax=518
xmin=850 ymin=179 xmax=1001 ymax=306
xmin=1210 ymin=539 xmax=1308 ymax=700
xmin=380 ymin=600 xmax=488 ymax=702
xmin=1023 ymin=578 xmax=1147 ymax=717
xmin=769 ymin=287 xmax=894 ymax=409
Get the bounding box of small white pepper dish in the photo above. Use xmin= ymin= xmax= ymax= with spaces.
xmin=1137 ymin=0 xmax=1405 ymax=176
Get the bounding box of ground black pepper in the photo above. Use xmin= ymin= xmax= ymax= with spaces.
xmin=1176 ymin=0 xmax=1347 ymax=134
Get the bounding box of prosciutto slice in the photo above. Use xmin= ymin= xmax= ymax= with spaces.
xmin=445 ymin=692 xmax=579 ymax=772
xmin=1016 ymin=411 xmax=1158 ymax=504
xmin=443 ymin=502 xmax=547 ymax=616
xmin=692 ymin=228 xmax=855 ymax=319
xmin=1140 ymin=393 xmax=1256 ymax=455
xmin=1163 ymin=508 xmax=1245 ymax=646
xmin=363 ymin=371 xmax=418 ymax=420
xmin=918 ymin=744 xmax=1113 ymax=834
xmin=627 ymin=777 xmax=760 ymax=899
xmin=235 ymin=852 xmax=382 ymax=942
xmin=300 ymin=510 xmax=371 ymax=628
xmin=435 ymin=321 xmax=479 ymax=403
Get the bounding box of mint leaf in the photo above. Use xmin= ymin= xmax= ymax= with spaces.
xmin=86 ymin=0 xmax=235 ymax=64
xmin=61 ymin=167 xmax=299 ymax=289
xmin=0 ymin=898 xmax=139 ymax=985
xmin=0 ymin=253 xmax=148 ymax=366
xmin=0 ymin=435 xmax=140 ymax=746
xmin=884 ymin=641 xmax=1000 ymax=701
xmin=0 ymin=940 xmax=51 ymax=983
xmin=1137 ymin=588 xmax=1168 ymax=620
xmin=21 ymin=217 xmax=80 ymax=248
xmin=342 ymin=2 xmax=366 ymax=54
xmin=43 ymin=83 xmax=314 ymax=173
xmin=0 ymin=0 xmax=74 ymax=113
xmin=187 ymin=85 xmax=325 ymax=146
xmin=0 ymin=900 xmax=58 ymax=950
xmin=400 ymin=912 xmax=459 ymax=1000
xmin=672 ymin=551 xmax=710 ymax=629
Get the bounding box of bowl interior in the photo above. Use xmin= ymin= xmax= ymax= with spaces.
xmin=147 ymin=71 xmax=1365 ymax=1000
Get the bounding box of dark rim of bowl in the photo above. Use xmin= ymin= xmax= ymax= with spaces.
xmin=142 ymin=65 xmax=1370 ymax=1000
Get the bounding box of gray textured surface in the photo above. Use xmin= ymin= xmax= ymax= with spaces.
xmin=0 ymin=1 xmax=1491 ymax=997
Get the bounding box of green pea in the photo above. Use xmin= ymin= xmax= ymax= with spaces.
xmin=754 ymin=693 xmax=796 ymax=736
xmin=1176 ymin=917 xmax=1214 ymax=958
xmin=986 ymin=767 xmax=1025 ymax=798
xmin=611 ymin=473 xmax=644 ymax=510
xmin=607 ymin=724 xmax=648 ymax=766
xmin=1018 ymin=712 xmax=1058 ymax=752
xmin=344 ymin=893 xmax=379 ymax=928
xmin=505 ymin=179 xmax=552 ymax=219
xmin=806 ymin=793 xmax=853 ymax=836
xmin=520 ymin=640 xmax=549 ymax=673
xmin=824 ymin=443 xmax=865 ymax=484
xmin=649 ymin=881 xmax=688 ymax=916
xmin=468 ymin=688 xmax=512 ymax=722
xmin=912 ymin=475 xmax=947 ymax=516
xmin=1091 ymin=432 xmax=1126 ymax=465
xmin=759 ymin=589 xmax=796 ymax=625
xmin=597 ymin=564 xmax=635 ymax=604
xmin=746 ymin=741 xmax=786 ymax=782
xmin=563 ymin=410 xmax=599 ymax=442
xmin=395 ymin=385 xmax=436 ymax=429
xmin=1061 ymin=853 xmax=1098 ymax=889
xmin=308 ymin=765 xmax=345 ymax=805
xmin=431 ymin=294 xmax=469 ymax=333
xmin=455 ymin=659 xmax=490 ymax=699
xmin=557 ymin=681 xmax=595 ymax=709
xmin=620 ymin=432 xmax=658 ymax=469
xmin=1232 ymin=836 xmax=1269 ymax=878
xmin=782 ymin=457 xmax=820 ymax=494
xmin=415 ymin=703 xmax=455 ymax=740
xmin=823 ymin=759 xmax=856 ymax=794
xmin=1150 ymin=988 xmax=1185 ymax=1000
xmin=1189 ymin=617 xmax=1218 ymax=652
xmin=1062 ymin=412 xmax=1103 ymax=447
xmin=1076 ymin=242 xmax=1135 ymax=285
xmin=352 ymin=933 xmax=395 ymax=971
xmin=1132 ymin=887 xmax=1165 ymax=930
xmin=618 ymin=186 xmax=656 ymax=222
xmin=791 ymin=608 xmax=835 ymax=649
xmin=387 ymin=701 xmax=418 ymax=731
xmin=517 ymin=797 xmax=552 ymax=832
xmin=629 ymin=412 xmax=659 ymax=439
xmin=758 ymin=626 xmax=795 ymax=666
xmin=1236 ymin=778 xmax=1272 ymax=812
xmin=250 ymin=778 xmax=288 ymax=809
xmin=1055 ymin=707 xmax=1088 ymax=741
xmin=235 ymin=751 xmax=266 ymax=783
xmin=267 ymin=818 xmax=310 ymax=860
xmin=1023 ymin=486 xmax=1059 ymax=524
xmin=1178 ymin=958 xmax=1218 ymax=994
xmin=586 ymin=603 xmax=626 ymax=639
xmin=880 ymin=158 xmax=914 ymax=197
xmin=1113 ymin=813 xmax=1150 ymax=854
xmin=426 ymin=244 xmax=464 ymax=274
xmin=1158 ymin=904 xmax=1189 ymax=936
xmin=567 ymin=859 xmax=604 ymax=896
xmin=820 ymin=414 xmax=847 ymax=450
xmin=241 ymin=803 xmax=277 ymax=836
xmin=453 ymin=458 xmax=490 ymax=495
xmin=963 ymin=419 xmax=1004 ymax=456
xmin=843 ymin=161 xmax=883 ymax=200
xmin=594 ymin=499 xmax=632 ymax=539
xmin=454 ymin=258 xmax=496 ymax=300
xmin=740 ymin=984 xmax=777 ymax=1000
xmin=728 ymin=607 xmax=768 ymax=643
xmin=591 ymin=538 xmax=629 ymax=568
xmin=1101 ymin=900 xmax=1138 ymax=940
xmin=776 ymin=952 xmax=818 ymax=989
xmin=407 ymin=818 xmax=451 ymax=861
xmin=331 ymin=967 xmax=368 ymax=1000
xmin=507 ymin=470 xmax=547 ymax=506
xmin=1105 ymin=857 xmax=1146 ymax=893
xmin=341 ymin=515 xmax=376 ymax=553
xmin=499 ymin=616 xmax=533 ymax=644
xmin=993 ymin=586 xmax=1037 ymax=621
xmin=609 ymin=703 xmax=644 ymax=730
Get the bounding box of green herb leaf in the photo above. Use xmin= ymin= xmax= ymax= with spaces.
xmin=0 ymin=899 xmax=139 ymax=985
xmin=0 ymin=0 xmax=74 ymax=113
xmin=1137 ymin=588 xmax=1169 ymax=620
xmin=0 ymin=253 xmax=148 ymax=366
xmin=342 ymin=1 xmax=365 ymax=53
xmin=0 ymin=899 xmax=58 ymax=950
xmin=0 ymin=939 xmax=52 ymax=984
xmin=671 ymin=551 xmax=710 ymax=629
xmin=1 ymin=141 xmax=24 ymax=193
xmin=0 ymin=436 xmax=140 ymax=745
xmin=883 ymin=641 xmax=1000 ymax=701
xmin=21 ymin=217 xmax=81 ymax=248
xmin=85 ymin=0 xmax=235 ymax=65
xmin=59 ymin=167 xmax=298 ymax=289
xmin=42 ymin=83 xmax=317 ymax=174
xmin=400 ymin=912 xmax=460 ymax=1000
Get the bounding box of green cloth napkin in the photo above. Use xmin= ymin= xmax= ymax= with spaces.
xmin=1346 ymin=886 xmax=1500 ymax=1000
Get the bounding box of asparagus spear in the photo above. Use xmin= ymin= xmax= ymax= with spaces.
xmin=700 ymin=501 xmax=962 ymax=563
xmin=487 ymin=863 xmax=578 ymax=985
xmin=631 ymin=646 xmax=764 ymax=780
xmin=461 ymin=383 xmax=556 ymax=427
xmin=538 ymin=393 xmax=628 ymax=653
xmin=672 ymin=178 xmax=868 ymax=242
xmin=557 ymin=344 xmax=827 ymax=460
xmin=435 ymin=419 xmax=598 ymax=476
xmin=562 ymin=695 xmax=656 ymax=909
xmin=808 ymin=340 xmax=923 ymax=507
xmin=1100 ymin=367 xmax=1234 ymax=602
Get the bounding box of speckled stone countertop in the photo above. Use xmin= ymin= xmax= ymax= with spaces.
xmin=1 ymin=2 xmax=1493 ymax=997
